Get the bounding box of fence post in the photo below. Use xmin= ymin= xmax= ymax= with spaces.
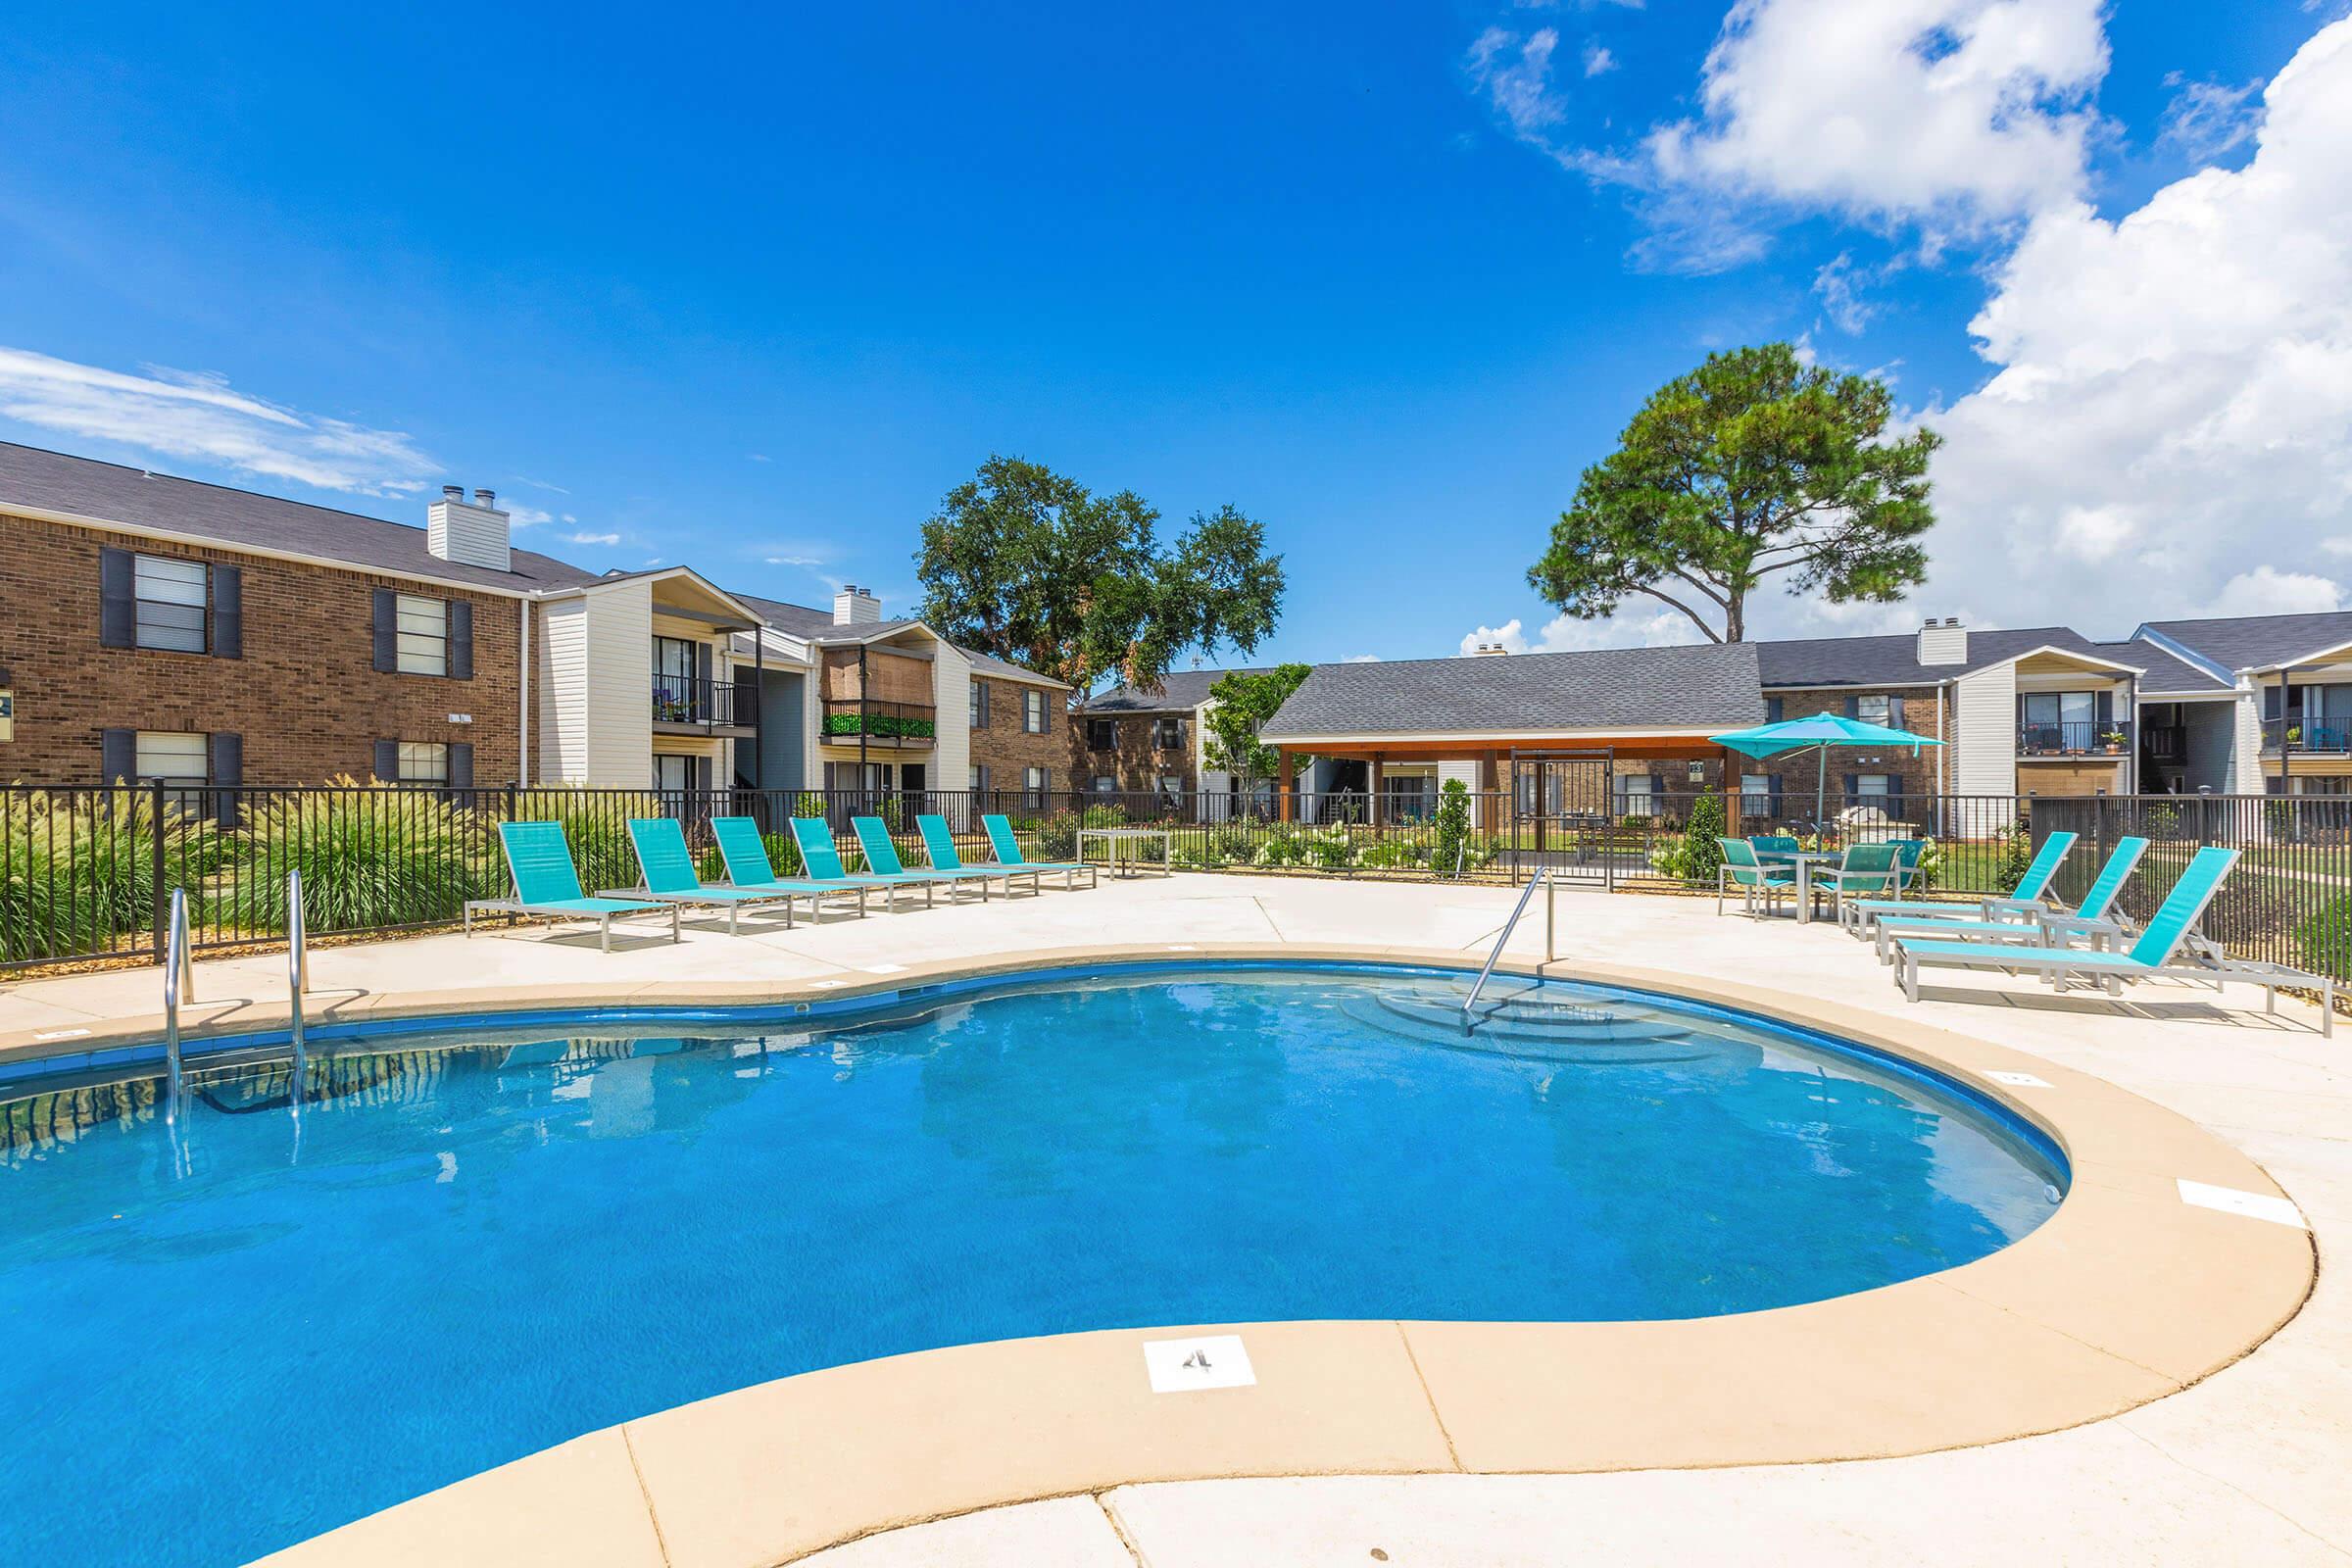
xmin=149 ymin=777 xmax=168 ymax=964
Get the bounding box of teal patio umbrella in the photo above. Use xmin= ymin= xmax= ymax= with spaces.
xmin=1710 ymin=711 xmax=1945 ymax=828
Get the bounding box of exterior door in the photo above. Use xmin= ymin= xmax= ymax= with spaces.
xmin=1508 ymin=751 xmax=1616 ymax=887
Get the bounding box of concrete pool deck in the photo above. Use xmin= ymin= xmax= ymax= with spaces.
xmin=0 ymin=874 xmax=2343 ymax=1565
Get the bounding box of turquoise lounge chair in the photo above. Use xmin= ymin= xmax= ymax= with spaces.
xmin=1716 ymin=837 xmax=1797 ymax=917
xmin=1866 ymin=837 xmax=2148 ymax=962
xmin=915 ymin=814 xmax=1043 ymax=897
xmin=1891 ymin=847 xmax=2333 ymax=1035
xmin=466 ymin=820 xmax=678 ymax=953
xmin=710 ymin=816 xmax=871 ymax=920
xmin=851 ymin=816 xmax=994 ymax=901
xmin=603 ymin=818 xmax=818 ymax=934
xmin=981 ymin=813 xmax=1099 ymax=890
xmin=1840 ymin=830 xmax=2078 ymax=937
xmin=790 ymin=817 xmax=931 ymax=910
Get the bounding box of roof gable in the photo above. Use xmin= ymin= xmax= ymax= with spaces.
xmin=1261 ymin=644 xmax=1763 ymax=740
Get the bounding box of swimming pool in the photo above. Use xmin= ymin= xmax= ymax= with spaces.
xmin=0 ymin=963 xmax=2065 ymax=1566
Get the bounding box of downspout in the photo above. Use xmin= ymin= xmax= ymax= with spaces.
xmin=2279 ymin=665 xmax=2295 ymax=796
xmin=753 ymin=626 xmax=765 ymax=792
xmin=517 ymin=596 xmax=531 ymax=788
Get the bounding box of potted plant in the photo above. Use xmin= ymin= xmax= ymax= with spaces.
xmin=2100 ymin=728 xmax=2126 ymax=754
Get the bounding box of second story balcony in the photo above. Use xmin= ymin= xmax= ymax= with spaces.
xmin=822 ymin=697 xmax=938 ymax=748
xmin=2266 ymin=717 xmax=2352 ymax=755
xmin=2017 ymin=718 xmax=2132 ymax=758
xmin=653 ymin=673 xmax=752 ymax=733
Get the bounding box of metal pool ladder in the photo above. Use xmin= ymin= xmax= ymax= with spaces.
xmin=162 ymin=887 xmax=193 ymax=1122
xmin=287 ymin=868 xmax=310 ymax=1103
xmin=1462 ymin=868 xmax=1559 ymax=1034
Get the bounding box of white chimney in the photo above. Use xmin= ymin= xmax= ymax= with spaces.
xmin=428 ymin=484 xmax=512 ymax=571
xmin=832 ymin=585 xmax=882 ymax=625
xmin=1916 ymin=616 xmax=1968 ymax=667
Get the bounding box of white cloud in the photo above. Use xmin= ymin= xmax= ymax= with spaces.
xmin=1584 ymin=42 xmax=1617 ymax=76
xmin=1343 ymin=653 xmax=1382 ymax=663
xmin=2209 ymin=567 xmax=2343 ymax=617
xmin=1459 ymin=610 xmax=1703 ymax=657
xmin=2158 ymin=74 xmax=2265 ymax=165
xmin=565 ymin=531 xmax=621 ymax=547
xmin=1644 ymin=0 xmax=2109 ymax=237
xmin=506 ymin=503 xmax=555 ymax=527
xmin=1467 ymin=26 xmax=1566 ymax=143
xmin=0 ymin=346 xmax=437 ymax=496
xmin=747 ymin=453 xmax=771 ymax=464
xmin=1812 ymin=251 xmax=1886 ymax=333
xmin=1928 ymin=18 xmax=2352 ymax=627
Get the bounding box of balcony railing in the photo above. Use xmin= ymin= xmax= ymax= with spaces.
xmin=2144 ymin=724 xmax=2187 ymax=762
xmin=2018 ymin=718 xmax=2132 ymax=758
xmin=652 ymin=674 xmax=748 ymax=729
xmin=2266 ymin=718 xmax=2352 ymax=754
xmin=821 ymin=698 xmax=938 ymax=747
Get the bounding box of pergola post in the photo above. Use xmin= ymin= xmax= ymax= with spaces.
xmin=1278 ymin=748 xmax=1295 ymax=823
xmin=1369 ymin=752 xmax=1384 ymax=827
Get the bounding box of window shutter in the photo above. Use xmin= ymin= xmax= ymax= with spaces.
xmin=1765 ymin=696 xmax=1784 ymax=723
xmin=1887 ymin=696 xmax=1905 ymax=731
xmin=209 ymin=564 xmax=242 ymax=660
xmin=1843 ymin=695 xmax=1860 ymax=718
xmin=448 ymin=741 xmax=474 ymax=792
xmin=372 ymin=589 xmax=397 ymax=672
xmin=102 ymin=727 xmax=134 ymax=783
xmin=2095 ymin=689 xmax=2113 ymax=729
xmin=977 ymin=763 xmax=991 ymax=797
xmin=373 ymin=739 xmax=399 ymax=783
xmin=976 ymin=681 xmax=991 ymax=726
xmin=449 ymin=600 xmax=473 ymax=680
xmin=1769 ymin=774 xmax=1785 ymax=811
xmin=100 ymin=548 xmax=135 ymax=648
xmin=1040 ymin=694 xmax=1052 ymax=733
xmin=1842 ymin=771 xmax=1858 ymax=805
xmin=2017 ymin=693 xmax=2030 ymax=729
xmin=208 ymin=733 xmax=242 ymax=824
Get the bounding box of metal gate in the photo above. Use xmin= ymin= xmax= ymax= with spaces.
xmin=1507 ymin=750 xmax=1618 ymax=888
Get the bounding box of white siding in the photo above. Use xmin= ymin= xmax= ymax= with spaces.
xmin=536 ymin=598 xmax=590 ymax=784
xmin=583 ymin=582 xmax=655 ymax=787
xmin=1952 ymin=662 xmax=2017 ymax=799
xmin=1438 ymin=760 xmax=1482 ymax=792
xmin=2231 ymin=686 xmax=2265 ymax=793
xmin=933 ymin=643 xmax=971 ymax=797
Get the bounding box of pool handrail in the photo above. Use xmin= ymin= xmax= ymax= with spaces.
xmin=1462 ymin=867 xmax=1559 ymax=1033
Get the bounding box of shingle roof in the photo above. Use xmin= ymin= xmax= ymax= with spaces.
xmin=725 ymin=590 xmax=923 ymax=642
xmin=1079 ymin=666 xmax=1273 ymax=713
xmin=959 ymin=647 xmax=1068 ymax=687
xmin=2096 ymin=639 xmax=2232 ymax=695
xmin=1260 ymin=645 xmax=1764 ymax=740
xmin=0 ymin=440 xmax=598 ymax=593
xmin=2139 ymin=610 xmax=2352 ymax=674
xmin=1753 ymin=626 xmax=2141 ymax=688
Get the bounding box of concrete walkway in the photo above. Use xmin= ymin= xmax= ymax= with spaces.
xmin=4 ymin=872 xmax=2345 ymax=1564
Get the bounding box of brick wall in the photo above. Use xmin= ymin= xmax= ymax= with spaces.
xmin=1067 ymin=710 xmax=1198 ymax=791
xmin=0 ymin=512 xmax=520 ymax=786
xmin=967 ymin=677 xmax=1066 ymax=789
xmin=1741 ymin=685 xmax=1951 ymax=815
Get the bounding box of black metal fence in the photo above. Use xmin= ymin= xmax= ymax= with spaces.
xmin=3 ymin=782 xmax=2347 ymax=985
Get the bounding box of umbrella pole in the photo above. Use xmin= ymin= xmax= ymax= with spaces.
xmin=1815 ymin=744 xmax=1828 ymax=837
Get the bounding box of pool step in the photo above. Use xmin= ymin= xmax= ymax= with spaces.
xmin=1338 ymin=992 xmax=1716 ymax=1064
xmin=1372 ymin=988 xmax=1694 ymax=1043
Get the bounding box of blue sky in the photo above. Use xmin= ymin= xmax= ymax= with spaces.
xmin=3 ymin=1 xmax=2346 ymax=671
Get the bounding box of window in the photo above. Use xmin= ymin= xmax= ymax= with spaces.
xmin=968 ymin=765 xmax=985 ymax=792
xmin=1740 ymin=774 xmax=1774 ymax=808
xmin=1618 ymin=774 xmax=1655 ymax=817
xmin=396 ymin=594 xmax=449 ymax=675
xmin=653 ymin=755 xmax=695 ymax=794
xmin=1087 ymin=717 xmax=1116 ymax=751
xmin=652 ymin=635 xmax=699 ymax=719
xmin=1152 ymin=717 xmax=1184 ymax=751
xmin=1023 ymin=765 xmax=1049 ymax=808
xmin=2022 ymin=690 xmax=2097 ymax=753
xmin=1850 ymin=773 xmax=1892 ymax=806
xmin=135 ymin=731 xmax=208 ymax=785
xmin=396 ymin=742 xmax=449 ymax=786
xmin=133 ymin=556 xmax=209 ymax=653
xmin=1157 ymin=774 xmax=1184 ymax=806
xmin=1093 ymin=775 xmax=1117 ymax=793
xmin=1024 ymin=689 xmax=1048 ymax=734
xmin=969 ymin=682 xmax=985 ymax=727
xmin=1854 ymin=694 xmax=1891 ymax=726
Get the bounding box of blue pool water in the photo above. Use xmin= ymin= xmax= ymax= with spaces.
xmin=0 ymin=965 xmax=2064 ymax=1566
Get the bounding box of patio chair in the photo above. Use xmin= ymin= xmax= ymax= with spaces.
xmin=465 ymin=820 xmax=679 ymax=953
xmin=790 ymin=817 xmax=933 ymax=910
xmin=1891 ymin=847 xmax=2334 ymax=1036
xmin=980 ymin=814 xmax=1100 ymax=890
xmin=1715 ymin=837 xmax=1797 ymax=917
xmin=915 ymin=814 xmax=1044 ymax=898
xmin=710 ymin=816 xmax=872 ymax=919
xmin=604 ymin=818 xmax=819 ymax=935
xmin=1839 ymin=831 xmax=2079 ymax=937
xmin=1749 ymin=834 xmax=1801 ymax=860
xmin=1887 ymin=838 xmax=1929 ymax=895
xmin=1864 ymin=837 xmax=2148 ymax=962
xmin=850 ymin=815 xmax=997 ymax=902
xmin=1816 ymin=841 xmax=1903 ymax=927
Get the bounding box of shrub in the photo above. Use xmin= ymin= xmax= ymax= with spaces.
xmin=697 ymin=830 xmax=803 ymax=883
xmin=2293 ymin=894 xmax=2352 ymax=982
xmin=220 ymin=780 xmax=485 ymax=933
xmin=1431 ymin=779 xmax=1472 ymax=877
xmin=1210 ymin=827 xmax=1257 ymax=865
xmin=1648 ymin=792 xmax=1727 ymax=884
xmin=1994 ymin=824 xmax=2035 ymax=888
xmin=1031 ymin=814 xmax=1079 ymax=860
xmin=1305 ymin=830 xmax=1355 ymax=869
xmin=511 ymin=785 xmax=664 ymax=896
xmin=1357 ymin=839 xmax=1414 ymax=870
xmin=80 ymin=788 xmax=225 ymax=938
xmin=0 ymin=792 xmax=113 ymax=961
xmin=1254 ymin=832 xmax=1307 ymax=867
xmin=820 ymin=711 xmax=936 ymax=740
xmin=1079 ymin=803 xmax=1129 ymax=828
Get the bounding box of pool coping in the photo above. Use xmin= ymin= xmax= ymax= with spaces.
xmin=11 ymin=944 xmax=2315 ymax=1568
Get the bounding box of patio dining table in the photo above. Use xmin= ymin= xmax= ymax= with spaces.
xmin=1752 ymin=848 xmax=1845 ymax=925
